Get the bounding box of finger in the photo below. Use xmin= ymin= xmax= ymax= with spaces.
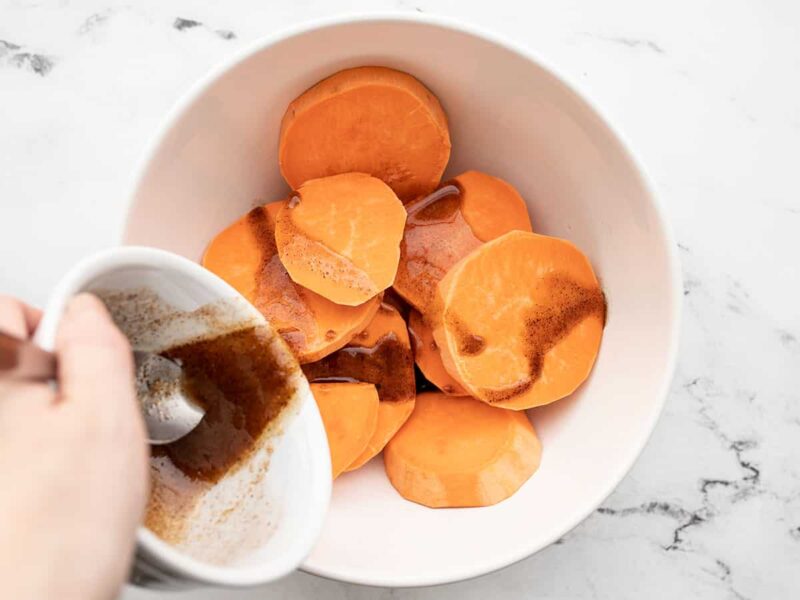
xmin=22 ymin=304 xmax=42 ymax=335
xmin=0 ymin=380 xmax=55 ymax=417
xmin=55 ymin=293 xmax=136 ymax=415
xmin=0 ymin=295 xmax=33 ymax=339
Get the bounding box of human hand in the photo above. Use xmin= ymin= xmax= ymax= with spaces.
xmin=0 ymin=294 xmax=149 ymax=600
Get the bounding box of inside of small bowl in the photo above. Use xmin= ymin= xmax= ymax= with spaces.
xmin=80 ymin=264 xmax=307 ymax=565
xmin=33 ymin=253 xmax=330 ymax=585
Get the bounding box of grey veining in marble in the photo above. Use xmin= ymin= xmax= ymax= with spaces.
xmin=0 ymin=0 xmax=798 ymax=598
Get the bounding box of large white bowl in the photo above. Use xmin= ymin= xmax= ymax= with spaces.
xmin=124 ymin=14 xmax=681 ymax=587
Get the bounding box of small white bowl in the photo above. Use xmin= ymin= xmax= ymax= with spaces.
xmin=124 ymin=14 xmax=681 ymax=587
xmin=33 ymin=246 xmax=332 ymax=588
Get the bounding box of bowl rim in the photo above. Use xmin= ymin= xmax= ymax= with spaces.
xmin=124 ymin=11 xmax=682 ymax=588
xmin=34 ymin=246 xmax=333 ymax=587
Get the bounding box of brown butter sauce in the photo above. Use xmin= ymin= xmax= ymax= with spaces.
xmin=157 ymin=325 xmax=298 ymax=483
xmin=247 ymin=205 xmax=321 ymax=353
xmin=449 ymin=316 xmax=486 ymax=356
xmin=396 ymin=183 xmax=482 ymax=310
xmin=406 ymin=184 xmax=462 ymax=223
xmin=302 ymin=323 xmax=415 ymax=403
xmin=477 ymin=276 xmax=607 ymax=403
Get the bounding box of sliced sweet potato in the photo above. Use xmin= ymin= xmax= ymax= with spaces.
xmin=275 ymin=173 xmax=407 ymax=306
xmin=311 ymin=382 xmax=379 ymax=479
xmin=384 ymin=392 xmax=542 ymax=508
xmin=346 ymin=398 xmax=415 ymax=472
xmin=455 ymin=170 xmax=532 ymax=242
xmin=303 ymin=303 xmax=415 ymax=470
xmin=431 ymin=231 xmax=606 ymax=410
xmin=407 ymin=309 xmax=468 ymax=396
xmin=393 ymin=171 xmax=532 ymax=312
xmin=279 ymin=66 xmax=451 ymax=202
xmin=202 ymin=200 xmax=381 ymax=363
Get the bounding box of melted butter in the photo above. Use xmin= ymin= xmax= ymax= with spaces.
xmin=158 ymin=325 xmax=297 ymax=483
xmin=395 ymin=183 xmax=482 ymax=311
xmin=477 ymin=276 xmax=606 ymax=403
xmin=247 ymin=206 xmax=316 ymax=352
xmin=302 ymin=331 xmax=415 ymax=402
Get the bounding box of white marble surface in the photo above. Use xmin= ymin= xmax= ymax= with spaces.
xmin=1 ymin=1 xmax=798 ymax=598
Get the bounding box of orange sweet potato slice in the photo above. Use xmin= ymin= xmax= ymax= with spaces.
xmin=384 ymin=392 xmax=542 ymax=508
xmin=347 ymin=399 xmax=415 ymax=472
xmin=408 ymin=309 xmax=468 ymax=396
xmin=274 ymin=173 xmax=407 ymax=306
xmin=279 ymin=66 xmax=451 ymax=202
xmin=202 ymin=199 xmax=381 ymax=363
xmin=310 ymin=382 xmax=379 ymax=479
xmin=431 ymin=231 xmax=606 ymax=410
xmin=302 ymin=303 xmax=415 ymax=470
xmin=393 ymin=171 xmax=532 ymax=312
xmin=455 ymin=170 xmax=532 ymax=242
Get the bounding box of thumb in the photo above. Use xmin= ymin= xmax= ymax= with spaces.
xmin=55 ymin=293 xmax=135 ymax=413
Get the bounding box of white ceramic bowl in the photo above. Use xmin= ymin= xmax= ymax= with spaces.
xmin=124 ymin=14 xmax=681 ymax=587
xmin=33 ymin=247 xmax=332 ymax=588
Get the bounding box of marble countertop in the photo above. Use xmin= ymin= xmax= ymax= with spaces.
xmin=1 ymin=1 xmax=798 ymax=598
